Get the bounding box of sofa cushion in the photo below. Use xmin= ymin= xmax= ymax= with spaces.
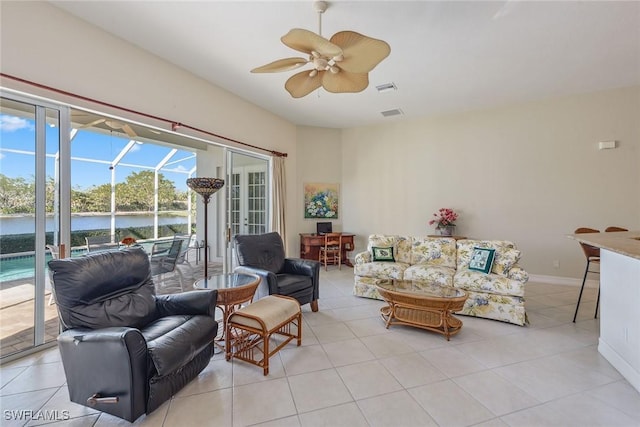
xmin=410 ymin=237 xmax=457 ymax=268
xmin=354 ymin=261 xmax=409 ymax=280
xmin=143 ymin=314 xmax=217 ymax=376
xmin=276 ymin=274 xmax=313 ymax=295
xmin=367 ymin=235 xmax=412 ymax=265
xmin=468 ymin=247 xmax=496 ymax=274
xmin=456 ymin=240 xmax=516 ymax=270
xmin=458 ymin=290 xmax=527 ymax=326
xmin=453 ymin=270 xmax=525 ymax=297
xmin=372 ymin=246 xmax=395 ymax=262
xmin=353 ymin=276 xmax=390 ymax=300
xmin=492 ymin=247 xmax=522 ymax=276
xmin=403 ymin=265 xmax=455 ymax=286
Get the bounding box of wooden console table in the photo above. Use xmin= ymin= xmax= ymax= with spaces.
xmin=299 ymin=233 xmax=355 ymax=267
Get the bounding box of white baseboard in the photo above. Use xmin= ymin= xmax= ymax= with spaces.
xmin=528 ymin=274 xmax=599 ymax=288
xmin=599 ymin=339 xmax=640 ymax=394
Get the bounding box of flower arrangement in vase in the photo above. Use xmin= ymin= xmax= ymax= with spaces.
xmin=429 ymin=208 xmax=459 ymax=236
xmin=120 ymin=236 xmax=137 ymax=247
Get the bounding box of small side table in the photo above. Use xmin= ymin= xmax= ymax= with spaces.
xmin=193 ymin=273 xmax=260 ymax=351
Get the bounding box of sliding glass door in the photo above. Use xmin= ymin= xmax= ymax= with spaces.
xmin=0 ymin=93 xmax=70 ymax=359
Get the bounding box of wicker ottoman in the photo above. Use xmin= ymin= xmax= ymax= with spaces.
xmin=225 ymin=295 xmax=302 ymax=375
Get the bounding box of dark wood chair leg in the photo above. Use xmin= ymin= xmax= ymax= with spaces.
xmin=310 ymin=300 xmax=319 ymax=312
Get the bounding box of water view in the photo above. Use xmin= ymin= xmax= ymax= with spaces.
xmin=1 ymin=212 xmax=188 ymax=235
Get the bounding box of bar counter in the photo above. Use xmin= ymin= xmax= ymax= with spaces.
xmin=569 ymin=230 xmax=640 ymax=260
xmin=568 ymin=230 xmax=640 ymax=393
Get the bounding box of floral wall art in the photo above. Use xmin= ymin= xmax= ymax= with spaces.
xmin=304 ymin=182 xmax=339 ymax=219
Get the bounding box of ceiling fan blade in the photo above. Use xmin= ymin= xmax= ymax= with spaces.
xmin=285 ymin=70 xmax=323 ymax=98
xmin=251 ymin=57 xmax=309 ymax=73
xmin=122 ymin=124 xmax=137 ymax=139
xmin=104 ymin=120 xmax=137 ymax=138
xmin=322 ymin=70 xmax=369 ymax=94
xmin=77 ymin=118 xmax=105 ymax=129
xmin=282 ymin=28 xmax=343 ymax=57
xmin=329 ymin=31 xmax=391 ymax=74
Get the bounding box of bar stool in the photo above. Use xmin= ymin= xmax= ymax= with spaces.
xmin=605 ymin=226 xmax=628 ymax=232
xmin=573 ymin=227 xmax=600 ymax=323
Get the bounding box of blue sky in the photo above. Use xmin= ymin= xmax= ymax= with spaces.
xmin=0 ymin=114 xmax=194 ymax=191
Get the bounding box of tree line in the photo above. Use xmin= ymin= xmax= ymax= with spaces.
xmin=0 ymin=171 xmax=191 ymax=214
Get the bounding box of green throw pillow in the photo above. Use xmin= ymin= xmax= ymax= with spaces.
xmin=468 ymin=247 xmax=495 ymax=274
xmin=372 ymin=246 xmax=395 ymax=262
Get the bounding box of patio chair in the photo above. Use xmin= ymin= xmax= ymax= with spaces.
xmin=150 ymin=239 xmax=185 ymax=291
xmin=179 ymin=233 xmax=208 ymax=265
xmin=46 ymin=245 xmax=60 ymax=305
xmin=173 ymin=234 xmax=193 ymax=265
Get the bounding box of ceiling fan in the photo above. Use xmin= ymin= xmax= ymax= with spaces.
xmin=77 ymin=118 xmax=138 ymax=139
xmin=251 ymin=1 xmax=391 ymax=98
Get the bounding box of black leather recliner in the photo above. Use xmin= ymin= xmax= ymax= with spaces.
xmin=48 ymin=247 xmax=217 ymax=422
xmin=233 ymin=232 xmax=320 ymax=311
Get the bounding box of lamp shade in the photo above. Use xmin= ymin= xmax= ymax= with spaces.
xmin=186 ymin=177 xmax=225 ymax=201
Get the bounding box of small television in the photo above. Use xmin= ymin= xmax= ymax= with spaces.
xmin=316 ymin=222 xmax=333 ymax=235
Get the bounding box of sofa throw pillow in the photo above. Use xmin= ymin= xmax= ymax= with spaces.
xmin=492 ymin=247 xmax=522 ymax=276
xmin=468 ymin=247 xmax=496 ymax=274
xmin=372 ymin=246 xmax=395 ymax=262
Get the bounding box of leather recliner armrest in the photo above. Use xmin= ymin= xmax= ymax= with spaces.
xmin=155 ymin=290 xmax=217 ymax=318
xmin=283 ymin=258 xmax=320 ymax=301
xmin=57 ymin=327 xmax=148 ymax=422
xmin=282 ymin=258 xmax=319 ymax=277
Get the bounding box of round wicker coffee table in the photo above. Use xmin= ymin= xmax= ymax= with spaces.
xmin=376 ymin=280 xmax=468 ymax=341
xmin=194 ymin=273 xmax=260 ymax=350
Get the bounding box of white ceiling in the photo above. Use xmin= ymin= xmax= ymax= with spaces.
xmin=51 ymin=1 xmax=640 ymax=129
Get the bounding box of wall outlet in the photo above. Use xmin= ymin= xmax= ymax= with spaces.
xmin=553 ymin=260 xmax=560 ymax=268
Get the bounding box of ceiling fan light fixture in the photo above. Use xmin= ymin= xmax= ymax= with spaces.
xmin=314 ymin=1 xmax=328 ymax=14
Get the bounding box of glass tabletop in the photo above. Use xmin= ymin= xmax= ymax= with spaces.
xmin=193 ymin=273 xmax=259 ymax=290
xmin=377 ymin=280 xmax=466 ymax=299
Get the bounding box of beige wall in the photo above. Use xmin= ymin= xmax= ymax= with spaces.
xmin=338 ymin=87 xmax=640 ymax=278
xmin=295 ymin=126 xmax=343 ymax=239
xmin=0 ymin=1 xmax=300 ymax=254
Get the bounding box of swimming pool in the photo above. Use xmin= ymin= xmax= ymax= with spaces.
xmin=0 ymin=249 xmax=85 ymax=282
xmin=0 ymin=243 xmax=157 ymax=282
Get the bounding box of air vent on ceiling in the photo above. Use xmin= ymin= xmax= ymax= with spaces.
xmin=376 ymin=82 xmax=397 ymax=93
xmin=381 ymin=109 xmax=403 ymax=117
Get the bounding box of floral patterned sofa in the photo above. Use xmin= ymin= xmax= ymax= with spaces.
xmin=353 ymin=235 xmax=528 ymax=325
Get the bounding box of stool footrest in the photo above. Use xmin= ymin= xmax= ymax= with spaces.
xmin=225 ymin=295 xmax=302 ymax=375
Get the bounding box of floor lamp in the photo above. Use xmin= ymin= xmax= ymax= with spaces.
xmin=186 ymin=177 xmax=225 ymax=279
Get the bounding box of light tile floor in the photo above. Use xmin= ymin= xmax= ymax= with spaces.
xmin=1 ymin=268 xmax=639 ymax=426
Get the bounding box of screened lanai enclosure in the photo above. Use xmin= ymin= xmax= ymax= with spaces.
xmin=0 ymin=92 xmax=270 ymax=359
